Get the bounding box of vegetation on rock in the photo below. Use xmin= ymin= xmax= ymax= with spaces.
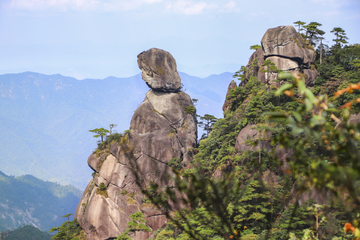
xmin=68 ymin=23 xmax=360 ymax=240
xmin=136 ymin=23 xmax=360 ymax=240
xmin=115 ymin=212 xmax=151 ymax=240
xmin=49 ymin=214 xmax=85 ymax=240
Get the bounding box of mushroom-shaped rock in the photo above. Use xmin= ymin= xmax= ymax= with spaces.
xmin=137 ymin=48 xmax=181 ymax=92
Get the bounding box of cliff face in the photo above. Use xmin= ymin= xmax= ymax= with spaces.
xmin=75 ymin=48 xmax=197 ymax=240
xmin=244 ymin=25 xmax=318 ymax=87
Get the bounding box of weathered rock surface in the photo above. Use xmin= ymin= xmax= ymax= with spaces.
xmin=76 ymin=49 xmax=197 ymax=240
xmin=262 ymin=25 xmax=308 ymax=63
xmin=235 ymin=124 xmax=272 ymax=153
xmin=234 ymin=124 xmax=291 ymax=171
xmin=222 ymin=80 xmax=237 ymax=112
xmin=137 ymin=48 xmax=181 ymax=92
xmin=292 ymin=186 xmax=331 ymax=206
xmin=243 ymin=25 xmax=318 ymax=87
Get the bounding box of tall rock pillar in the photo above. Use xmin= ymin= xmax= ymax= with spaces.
xmin=75 ymin=48 xmax=197 ymax=240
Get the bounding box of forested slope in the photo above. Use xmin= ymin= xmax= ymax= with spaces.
xmin=0 ymin=171 xmax=81 ymax=232
xmin=145 ymin=23 xmax=360 ymax=240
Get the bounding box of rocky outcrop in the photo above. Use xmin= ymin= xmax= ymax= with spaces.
xmin=244 ymin=25 xmax=318 ymax=86
xmin=137 ymin=48 xmax=181 ymax=92
xmin=261 ymin=25 xmax=314 ymax=64
xmin=235 ymin=124 xmax=271 ymax=153
xmin=292 ymin=186 xmax=331 ymax=206
xmin=234 ymin=124 xmax=291 ymax=171
xmin=229 ymin=25 xmax=319 ymax=173
xmin=222 ymin=80 xmax=237 ymax=112
xmin=75 ymin=48 xmax=197 ymax=240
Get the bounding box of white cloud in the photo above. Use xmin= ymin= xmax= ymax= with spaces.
xmin=143 ymin=0 xmax=162 ymax=3
xmin=307 ymin=0 xmax=352 ymax=8
xmin=5 ymin=0 xmax=163 ymax=12
xmin=4 ymin=0 xmax=244 ymax=14
xmin=166 ymin=0 xmax=217 ymax=15
xmin=220 ymin=1 xmax=240 ymax=13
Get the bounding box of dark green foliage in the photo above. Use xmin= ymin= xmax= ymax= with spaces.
xmin=99 ymin=182 xmax=107 ymax=190
xmin=0 ymin=171 xmax=81 ymax=232
xmin=303 ymin=22 xmax=325 ymax=46
xmin=142 ymin=182 xmax=169 ymax=205
xmin=49 ymin=215 xmax=83 ymax=240
xmin=268 ymin=76 xmax=360 ymax=212
xmin=167 ymin=158 xmax=183 ymax=171
xmin=89 ymin=127 xmax=110 ymax=142
xmin=124 ymin=23 xmax=360 ymax=240
xmin=96 ymin=184 xmax=109 ymax=198
xmin=2 ymin=225 xmax=52 ymax=240
xmin=250 ymin=45 xmax=261 ymax=50
xmin=194 ymin=75 xmax=297 ymax=178
xmin=94 ymin=132 xmax=124 ymax=157
xmin=233 ymin=66 xmax=247 ymax=83
xmin=314 ymin=43 xmax=360 ymax=112
xmin=116 ymin=212 xmax=151 ymax=240
xmin=198 ymin=114 xmax=218 ymax=137
xmin=331 ymin=27 xmax=348 ymax=46
xmin=184 ymin=105 xmax=196 ymax=114
xmin=293 ymin=21 xmax=306 ymax=33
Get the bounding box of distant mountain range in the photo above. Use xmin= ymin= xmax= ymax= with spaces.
xmin=0 ymin=71 xmax=234 ymax=189
xmin=0 ymin=171 xmax=81 ymax=232
xmin=0 ymin=225 xmax=52 ymax=240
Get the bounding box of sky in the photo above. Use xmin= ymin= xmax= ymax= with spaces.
xmin=0 ymin=0 xmax=359 ymax=79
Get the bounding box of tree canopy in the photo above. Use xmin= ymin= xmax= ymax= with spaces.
xmin=89 ymin=127 xmax=110 ymax=142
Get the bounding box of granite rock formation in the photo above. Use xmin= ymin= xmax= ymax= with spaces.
xmin=244 ymin=25 xmax=318 ymax=87
xmin=223 ymin=25 xmax=320 ymax=167
xmin=137 ymin=48 xmax=181 ymax=92
xmin=222 ymin=80 xmax=237 ymax=112
xmin=234 ymin=124 xmax=291 ymax=171
xmin=75 ymin=48 xmax=197 ymax=240
xmin=234 ymin=124 xmax=271 ymax=153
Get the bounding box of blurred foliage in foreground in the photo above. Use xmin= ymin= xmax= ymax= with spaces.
xmin=132 ymin=35 xmax=360 ymax=240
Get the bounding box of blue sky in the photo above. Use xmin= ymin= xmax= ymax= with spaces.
xmin=0 ymin=0 xmax=359 ymax=79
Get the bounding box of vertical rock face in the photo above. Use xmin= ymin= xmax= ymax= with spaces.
xmin=222 ymin=80 xmax=237 ymax=112
xmin=75 ymin=48 xmax=197 ymax=240
xmin=244 ymin=25 xmax=318 ymax=86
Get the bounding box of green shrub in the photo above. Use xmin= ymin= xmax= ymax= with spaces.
xmin=184 ymin=105 xmax=196 ymax=114
xmin=99 ymin=182 xmax=107 ymax=190
xmin=167 ymin=158 xmax=183 ymax=171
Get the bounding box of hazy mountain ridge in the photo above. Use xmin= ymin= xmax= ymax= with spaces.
xmin=0 ymin=171 xmax=81 ymax=232
xmin=0 ymin=71 xmax=234 ymax=189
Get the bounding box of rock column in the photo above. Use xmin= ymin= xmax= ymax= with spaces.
xmin=75 ymin=48 xmax=197 ymax=240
